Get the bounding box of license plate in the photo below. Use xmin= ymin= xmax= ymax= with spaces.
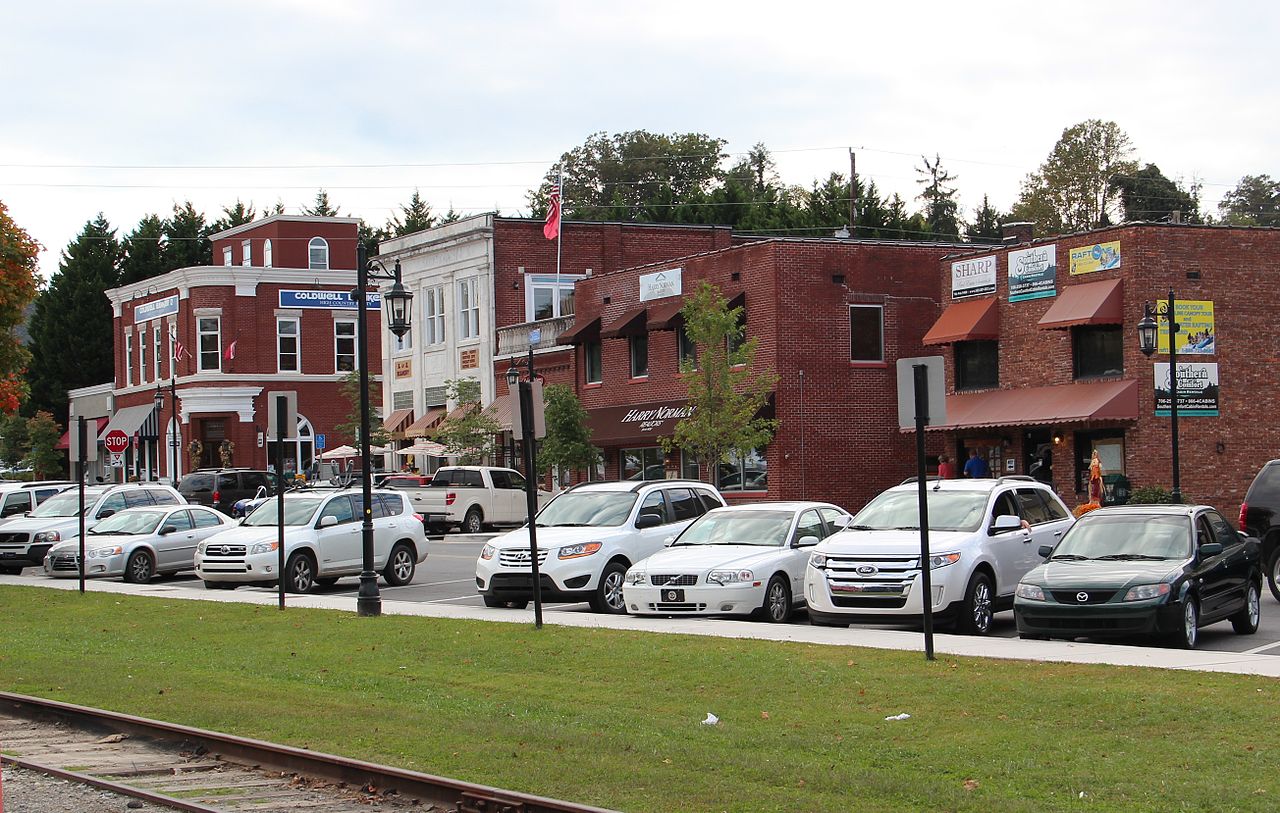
xmin=661 ymin=588 xmax=685 ymax=602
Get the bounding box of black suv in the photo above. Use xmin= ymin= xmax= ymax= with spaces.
xmin=1239 ymin=459 xmax=1280 ymax=600
xmin=178 ymin=469 xmax=276 ymax=515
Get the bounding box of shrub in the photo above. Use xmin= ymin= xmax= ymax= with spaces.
xmin=1073 ymin=502 xmax=1101 ymax=517
xmin=1128 ymin=485 xmax=1181 ymax=504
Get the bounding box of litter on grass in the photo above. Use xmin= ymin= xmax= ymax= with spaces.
xmin=701 ymin=712 xmax=719 ymax=725
xmin=884 ymin=713 xmax=911 ymax=721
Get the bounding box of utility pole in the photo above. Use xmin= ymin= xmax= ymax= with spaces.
xmin=849 ymin=149 xmax=858 ymax=233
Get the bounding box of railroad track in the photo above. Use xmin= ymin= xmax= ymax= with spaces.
xmin=0 ymin=691 xmax=617 ymax=813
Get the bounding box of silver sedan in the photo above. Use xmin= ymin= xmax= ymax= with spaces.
xmin=44 ymin=505 xmax=232 ymax=583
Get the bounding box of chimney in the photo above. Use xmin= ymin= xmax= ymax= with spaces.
xmin=1001 ymin=221 xmax=1034 ymax=245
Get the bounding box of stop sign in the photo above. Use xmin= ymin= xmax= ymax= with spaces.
xmin=103 ymin=429 xmax=130 ymax=455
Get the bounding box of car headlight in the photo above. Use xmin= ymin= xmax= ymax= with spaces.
xmin=480 ymin=543 xmax=495 ymax=560
xmin=625 ymin=568 xmax=647 ymax=585
xmin=32 ymin=531 xmax=60 ymax=545
xmin=90 ymin=546 xmax=124 ymax=558
xmin=708 ymin=569 xmax=753 ymax=585
xmin=1015 ymin=583 xmax=1046 ymax=601
xmin=558 ymin=542 xmax=602 ymax=560
xmin=1122 ymin=583 xmax=1171 ymax=602
xmin=928 ymin=552 xmax=961 ymax=569
xmin=249 ymin=541 xmax=279 ymax=555
xmin=196 ymin=541 xmax=207 ymax=554
xmin=808 ymin=553 xmax=827 ymax=569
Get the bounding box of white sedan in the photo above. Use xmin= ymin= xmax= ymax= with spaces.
xmin=44 ymin=505 xmax=232 ymax=582
xmin=622 ymin=502 xmax=851 ymax=622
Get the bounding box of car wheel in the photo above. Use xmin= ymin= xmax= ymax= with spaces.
xmin=123 ymin=550 xmax=155 ymax=584
xmin=462 ymin=507 xmax=484 ymax=535
xmin=383 ymin=544 xmax=416 ymax=586
xmin=1231 ymin=579 xmax=1262 ymax=635
xmin=957 ymin=571 xmax=994 ymax=635
xmin=589 ymin=560 xmax=628 ymax=614
xmin=284 ymin=551 xmax=316 ymax=594
xmin=759 ymin=575 xmax=793 ymax=623
xmin=1173 ymin=596 xmax=1199 ymax=649
xmin=1267 ymin=548 xmax=1280 ymax=603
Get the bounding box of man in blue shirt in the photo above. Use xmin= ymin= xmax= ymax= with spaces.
xmin=963 ymin=449 xmax=991 ymax=479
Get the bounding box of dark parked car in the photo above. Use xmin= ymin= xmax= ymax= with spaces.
xmin=178 ymin=469 xmax=276 ymax=516
xmin=1014 ymin=504 xmax=1262 ymax=649
xmin=1239 ymin=459 xmax=1280 ymax=601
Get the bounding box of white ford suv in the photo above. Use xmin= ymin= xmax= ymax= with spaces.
xmin=195 ymin=488 xmax=427 ymax=592
xmin=476 ymin=480 xmax=726 ymax=613
xmin=804 ymin=476 xmax=1074 ymax=634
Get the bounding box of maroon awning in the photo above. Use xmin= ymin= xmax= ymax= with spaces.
xmin=557 ymin=316 xmax=600 ymax=344
xmin=922 ymin=297 xmax=999 ymax=345
xmin=646 ymin=298 xmax=686 ymax=331
xmin=919 ymin=379 xmax=1139 ymax=431
xmin=55 ymin=417 xmax=109 ymax=450
xmin=1038 ymin=278 xmax=1124 ymax=329
xmin=600 ymin=306 xmax=649 ymax=339
xmin=586 ymin=401 xmax=693 ymax=444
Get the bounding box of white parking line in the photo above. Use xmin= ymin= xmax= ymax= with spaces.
xmin=413 ymin=578 xmax=477 ymax=587
xmin=1242 ymin=640 xmax=1280 ymax=655
xmin=426 ymin=594 xmax=487 ymax=603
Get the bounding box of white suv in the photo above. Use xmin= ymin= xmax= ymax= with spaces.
xmin=804 ymin=476 xmax=1074 ymax=634
xmin=195 ymin=489 xmax=427 ymax=592
xmin=476 ymin=480 xmax=726 ymax=613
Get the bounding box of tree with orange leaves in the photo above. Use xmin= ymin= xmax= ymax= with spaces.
xmin=0 ymin=200 xmax=40 ymax=414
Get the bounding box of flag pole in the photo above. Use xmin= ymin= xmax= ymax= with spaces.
xmin=554 ymin=166 xmax=564 ymax=300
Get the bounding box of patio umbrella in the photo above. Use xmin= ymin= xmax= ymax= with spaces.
xmin=319 ymin=445 xmax=360 ymax=458
xmin=394 ymin=441 xmax=449 ymax=458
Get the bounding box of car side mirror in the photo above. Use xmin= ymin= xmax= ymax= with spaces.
xmin=989 ymin=514 xmax=1022 ymax=534
xmin=832 ymin=515 xmax=853 ymax=529
xmin=96 ymin=509 xmax=115 ymax=520
xmin=663 ymin=535 xmax=677 ymax=546
xmin=319 ymin=515 xmax=339 ymax=528
xmin=159 ymin=525 xmax=177 ymax=536
xmin=1199 ymin=542 xmax=1223 ymax=557
xmin=635 ymin=513 xmax=663 ymax=529
xmin=1038 ymin=544 xmax=1054 ymax=559
xmin=794 ymin=534 xmax=820 ymax=548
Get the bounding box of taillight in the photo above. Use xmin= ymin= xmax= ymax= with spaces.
xmin=445 ymin=491 xmax=457 ymax=506
xmin=213 ymin=490 xmax=221 ymax=504
xmin=413 ymin=513 xmax=424 ymax=523
xmin=1239 ymin=501 xmax=1248 ymax=532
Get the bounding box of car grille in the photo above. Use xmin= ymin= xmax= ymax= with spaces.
xmin=1050 ymin=590 xmax=1118 ymax=605
xmin=498 ymin=548 xmax=549 ymax=567
xmin=1024 ymin=615 xmax=1150 ymax=632
xmin=818 ymin=553 xmax=917 ymax=603
xmin=489 ymin=573 xmax=557 ymax=592
xmin=649 ymin=574 xmax=697 ymax=586
xmin=203 ymin=544 xmax=247 ymax=557
xmin=49 ymin=553 xmax=80 ymax=571
xmin=0 ymin=531 xmax=30 ymax=549
xmin=832 ymin=595 xmax=910 ymax=609
xmin=647 ymin=602 xmax=707 ymax=612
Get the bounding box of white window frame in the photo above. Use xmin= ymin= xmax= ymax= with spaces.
xmin=153 ymin=325 xmax=162 ymax=380
xmin=422 ymin=285 xmax=446 ymax=345
xmin=458 ymin=278 xmax=480 ymax=340
xmin=198 ymin=317 xmax=221 ymax=373
xmin=124 ymin=333 xmax=133 ymax=386
xmin=277 ymin=317 xmax=300 ymax=373
xmin=138 ymin=327 xmax=148 ymax=382
xmin=241 ymin=239 xmax=252 ymax=267
xmin=334 ymin=318 xmax=357 ymax=372
xmin=222 ymin=246 xmax=232 ymax=266
xmin=263 ymin=239 xmax=273 ymax=268
xmin=524 ymin=273 xmax=584 ymax=322
xmin=849 ymin=304 xmax=885 ymax=363
xmin=308 ymin=237 xmax=329 ymax=270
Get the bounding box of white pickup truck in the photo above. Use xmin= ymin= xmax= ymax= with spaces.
xmin=394 ymin=466 xmax=551 ymax=534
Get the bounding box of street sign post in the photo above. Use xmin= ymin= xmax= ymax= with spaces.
xmin=316 ymin=433 xmax=327 ymax=451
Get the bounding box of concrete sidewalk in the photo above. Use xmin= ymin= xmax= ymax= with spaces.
xmin=5 ymin=575 xmax=1279 ymax=678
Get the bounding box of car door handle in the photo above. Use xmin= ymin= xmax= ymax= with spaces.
xmin=1053 ymin=531 xmax=1064 ymax=537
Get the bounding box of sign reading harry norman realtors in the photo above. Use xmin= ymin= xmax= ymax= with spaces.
xmin=639 ymin=268 xmax=682 ymax=302
xmin=951 ymin=255 xmax=997 ymax=298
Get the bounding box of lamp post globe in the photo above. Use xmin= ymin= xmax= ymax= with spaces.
xmin=1136 ymin=304 xmax=1158 ymax=357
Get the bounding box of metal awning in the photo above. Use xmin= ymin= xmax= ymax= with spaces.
xmin=917 ymin=379 xmax=1139 ymax=431
xmin=557 ymin=316 xmax=601 ymax=344
xmin=484 ymin=394 xmax=514 ymax=432
xmin=383 ymin=408 xmax=414 ymax=435
xmin=600 ymin=306 xmax=649 ymax=339
xmin=1038 ymin=278 xmax=1124 ymax=329
xmin=923 ymin=297 xmax=999 ymax=345
xmin=98 ymin=403 xmax=159 ymax=441
xmin=646 ymin=298 xmax=686 ymax=331
xmin=404 ymin=406 xmax=446 ymax=438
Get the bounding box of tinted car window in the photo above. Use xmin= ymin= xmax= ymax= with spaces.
xmin=379 ymin=493 xmax=405 ymax=516
xmin=192 ymin=508 xmax=223 ymax=528
xmin=794 ymin=509 xmax=825 ymax=543
xmin=150 ymin=490 xmax=179 ymax=506
xmin=166 ymin=511 xmax=194 ymax=531
xmin=97 ymin=493 xmax=128 ymax=516
xmin=217 ymin=474 xmax=237 ymax=491
xmin=1206 ymin=511 xmax=1241 ymax=546
xmin=1015 ymin=489 xmax=1051 ymax=525
xmin=1247 ymin=462 xmax=1280 ymax=504
xmin=2 ymin=493 xmax=31 ymax=517
xmin=818 ymin=507 xmax=848 ymax=534
xmin=34 ymin=488 xmax=64 ymax=503
xmin=638 ymin=491 xmax=667 ymax=523
xmin=489 ymin=471 xmax=511 ymax=489
xmin=697 ymin=491 xmax=724 ymax=513
xmin=667 ymin=488 xmax=701 ymax=521
xmin=125 ymin=490 xmax=156 ymax=508
xmin=459 ymin=470 xmax=484 ymax=487
xmin=1041 ymin=493 xmax=1070 ymax=521
xmin=321 ymin=496 xmax=357 ymax=525
xmin=181 ymin=474 xmax=214 ymax=492
xmin=507 ymin=471 xmax=527 ymax=491
xmin=243 ymin=473 xmax=270 ymax=490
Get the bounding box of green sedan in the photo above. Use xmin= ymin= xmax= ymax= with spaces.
xmin=1014 ymin=504 xmax=1262 ymax=649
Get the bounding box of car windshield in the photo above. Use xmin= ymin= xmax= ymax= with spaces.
xmin=30 ymin=490 xmax=105 ymax=518
xmin=1053 ymin=514 xmax=1191 ymax=560
xmin=673 ymin=510 xmax=793 ymax=547
xmin=535 ymin=491 xmax=638 ymax=527
xmin=89 ymin=511 xmax=164 ymax=536
xmin=243 ymin=498 xmax=323 ymax=527
xmin=850 ymin=489 xmax=990 ymax=532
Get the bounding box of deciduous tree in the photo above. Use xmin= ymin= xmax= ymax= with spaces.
xmin=25 ymin=410 xmax=63 ymax=480
xmin=333 ymin=370 xmax=390 ymax=454
xmin=434 ymin=378 xmax=500 ymax=464
xmin=1110 ymin=164 xmax=1201 ymax=223
xmin=0 ymin=412 xmax=30 ymax=465
xmin=1218 ymin=174 xmax=1280 ymax=226
xmin=0 ymin=200 xmax=40 ymax=414
xmin=1011 ymin=120 xmax=1137 ymax=234
xmin=536 ymin=384 xmax=600 ymax=480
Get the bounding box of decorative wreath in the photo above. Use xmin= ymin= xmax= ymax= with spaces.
xmin=188 ymin=439 xmax=204 ymax=467
xmin=219 ymin=440 xmax=235 ymax=468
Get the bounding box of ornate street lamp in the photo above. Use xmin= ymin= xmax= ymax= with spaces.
xmin=355 ymin=243 xmax=413 ymax=617
xmin=1137 ymin=289 xmax=1181 ymax=503
xmin=153 ymin=385 xmax=164 ymax=481
xmin=506 ymin=347 xmax=545 ymax=628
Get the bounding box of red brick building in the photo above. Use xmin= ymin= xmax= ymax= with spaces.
xmin=102 ymin=215 xmax=379 ymax=482
xmin=920 ymin=222 xmax=1279 ymax=511
xmin=548 ymin=238 xmax=964 ymax=511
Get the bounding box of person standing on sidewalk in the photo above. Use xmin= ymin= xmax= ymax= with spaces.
xmin=937 ymin=454 xmax=955 ymax=479
xmin=963 ymin=449 xmax=990 ymax=479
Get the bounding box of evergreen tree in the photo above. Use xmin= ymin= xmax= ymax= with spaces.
xmin=389 ymin=189 xmax=436 ymax=236
xmin=0 ymin=200 xmax=40 ymax=414
xmin=26 ymin=410 xmax=63 ymax=479
xmin=434 ymin=378 xmax=500 ymax=464
xmin=27 ymin=215 xmax=120 ymax=422
xmin=303 ymin=189 xmax=341 ymax=217
xmin=210 ymin=200 xmax=257 ymax=234
xmin=117 ymin=214 xmax=167 ymax=286
xmin=916 ymin=154 xmax=961 ymax=240
xmin=965 ymin=195 xmax=1004 ymax=242
xmin=1110 ymin=164 xmax=1201 ymax=223
xmin=536 ymin=384 xmax=600 ymax=479
xmin=163 ymin=201 xmax=210 ymax=269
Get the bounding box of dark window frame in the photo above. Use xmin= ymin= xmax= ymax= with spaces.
xmin=629 ymin=333 xmax=649 ymax=378
xmin=849 ymin=304 xmax=885 ymax=362
xmin=1072 ymin=325 xmax=1124 ymax=380
xmin=954 ymin=340 xmax=999 ymax=391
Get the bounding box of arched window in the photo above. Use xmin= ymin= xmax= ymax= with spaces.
xmin=266 ymin=414 xmax=315 ymax=478
xmin=263 ymin=239 xmax=273 ymax=268
xmin=308 ymin=237 xmax=329 ymax=270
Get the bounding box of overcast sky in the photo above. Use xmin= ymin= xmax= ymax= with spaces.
xmin=4 ymin=1 xmax=1275 ymax=278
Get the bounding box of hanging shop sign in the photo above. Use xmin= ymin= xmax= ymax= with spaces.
xmin=951 ymin=255 xmax=997 ymax=298
xmin=1158 ymin=300 xmax=1215 ymax=355
xmin=1154 ymin=362 xmax=1219 ymax=416
xmin=1069 ymin=240 xmax=1121 ymax=275
xmin=1007 ymin=244 xmax=1057 ymax=302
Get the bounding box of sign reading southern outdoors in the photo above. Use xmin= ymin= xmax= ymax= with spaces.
xmin=622 ymin=404 xmax=693 ymax=433
xmin=1006 ymin=244 xmax=1057 ymax=302
xmin=133 ymin=294 xmax=179 ymax=324
xmin=278 ymin=290 xmax=381 ymax=309
xmin=1158 ymin=300 xmax=1215 ymax=355
xmin=950 ymin=255 xmax=997 ymax=298
xmin=1069 ymin=240 xmax=1121 ymax=275
xmin=639 ymin=268 xmax=682 ymax=302
xmin=1154 ymin=362 xmax=1219 ymax=416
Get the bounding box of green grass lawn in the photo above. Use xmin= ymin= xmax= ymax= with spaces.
xmin=0 ymin=586 xmax=1276 ymax=812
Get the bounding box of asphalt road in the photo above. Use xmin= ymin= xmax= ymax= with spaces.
xmin=11 ymin=534 xmax=1280 ymax=656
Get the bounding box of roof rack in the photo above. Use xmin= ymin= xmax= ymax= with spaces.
xmin=899 ymin=475 xmax=944 ymax=485
xmin=997 ymin=475 xmax=1037 ymax=484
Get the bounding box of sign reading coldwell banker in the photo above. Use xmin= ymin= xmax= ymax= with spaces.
xmin=278 ymin=290 xmax=381 ymax=309
xmin=133 ymin=294 xmax=179 ymax=324
xmin=1007 ymin=244 xmax=1057 ymax=302
xmin=951 ymin=255 xmax=996 ymax=298
xmin=1154 ymin=362 xmax=1219 ymax=416
xmin=639 ymin=268 xmax=682 ymax=302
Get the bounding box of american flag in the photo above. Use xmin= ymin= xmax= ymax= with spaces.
xmin=172 ymin=337 xmax=189 ymax=361
xmin=543 ymin=183 xmax=561 ymax=240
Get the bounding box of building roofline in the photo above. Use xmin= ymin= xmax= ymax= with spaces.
xmin=105 ymin=265 xmax=361 ymax=304
xmin=207 ymin=214 xmax=361 ymax=241
xmin=942 ymin=220 xmax=1280 ymax=261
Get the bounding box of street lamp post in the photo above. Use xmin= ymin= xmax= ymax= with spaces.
xmin=153 ymin=376 xmax=178 ymax=485
xmin=355 ymin=243 xmax=414 ymax=617
xmin=1137 ymin=289 xmax=1181 ymax=503
xmin=506 ymin=337 xmax=544 ymax=628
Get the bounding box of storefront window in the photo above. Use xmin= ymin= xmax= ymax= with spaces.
xmin=1073 ymin=326 xmax=1123 ymax=379
xmin=955 ymin=340 xmax=998 ymax=390
xmin=717 ymin=448 xmax=767 ymax=492
xmin=622 ymin=447 xmax=664 ymax=481
xmin=680 ymin=450 xmax=700 ymax=480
